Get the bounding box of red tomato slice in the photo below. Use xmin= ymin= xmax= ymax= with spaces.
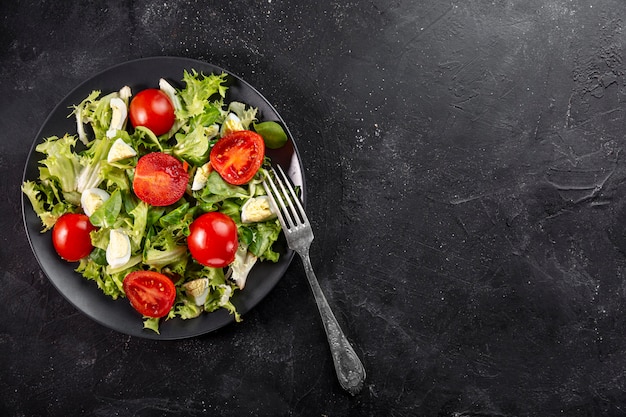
xmin=123 ymin=271 xmax=176 ymax=318
xmin=188 ymin=212 xmax=238 ymax=268
xmin=133 ymin=152 xmax=189 ymax=206
xmin=129 ymin=89 xmax=176 ymax=136
xmin=52 ymin=213 xmax=96 ymax=262
xmin=210 ymin=130 xmax=265 ymax=185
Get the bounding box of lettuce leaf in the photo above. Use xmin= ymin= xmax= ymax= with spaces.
xmin=172 ymin=125 xmax=210 ymax=166
xmin=143 ymin=217 xmax=190 ymax=270
xmin=176 ymin=70 xmax=228 ymax=121
xmin=72 ymin=89 xmax=125 ymax=143
xmin=76 ymin=257 xmax=126 ymax=299
xmin=21 ymin=180 xmax=70 ymax=231
xmin=89 ymin=189 xmax=122 ymax=228
xmin=248 ymin=220 xmax=282 ymax=262
xmin=35 ymin=134 xmax=81 ymax=195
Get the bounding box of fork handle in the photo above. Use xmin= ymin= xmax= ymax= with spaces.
xmin=299 ymin=252 xmax=366 ymax=395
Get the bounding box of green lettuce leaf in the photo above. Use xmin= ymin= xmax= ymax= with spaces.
xmin=248 ymin=219 xmax=282 ymax=262
xmin=72 ymin=90 xmax=124 ymax=142
xmin=143 ymin=222 xmax=189 ymax=270
xmin=172 ymin=125 xmax=210 ymax=166
xmin=35 ymin=134 xmax=81 ymax=194
xmin=175 ymin=299 xmax=203 ymax=320
xmin=89 ymin=189 xmax=122 ymax=228
xmin=21 ymin=181 xmax=70 ymax=231
xmin=177 ymin=70 xmax=228 ymax=121
xmin=130 ymin=126 xmax=164 ymax=152
xmin=143 ymin=317 xmax=161 ymax=334
xmin=76 ymin=258 xmax=125 ymax=299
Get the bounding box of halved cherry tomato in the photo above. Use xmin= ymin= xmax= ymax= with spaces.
xmin=188 ymin=212 xmax=238 ymax=268
xmin=123 ymin=271 xmax=176 ymax=318
xmin=52 ymin=213 xmax=96 ymax=262
xmin=133 ymin=152 xmax=189 ymax=206
xmin=210 ymin=130 xmax=265 ymax=185
xmin=129 ymin=89 xmax=175 ymax=136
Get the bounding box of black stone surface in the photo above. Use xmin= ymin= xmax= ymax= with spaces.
xmin=3 ymin=1 xmax=626 ymax=416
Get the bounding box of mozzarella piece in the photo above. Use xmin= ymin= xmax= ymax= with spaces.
xmin=106 ymin=97 xmax=128 ymax=138
xmin=80 ymin=188 xmax=110 ymax=217
xmin=107 ymin=138 xmax=137 ymax=163
xmin=241 ymin=196 xmax=276 ymax=223
xmin=220 ymin=113 xmax=244 ymax=137
xmin=106 ymin=229 xmax=131 ymax=268
xmin=191 ymin=162 xmax=212 ymax=191
xmin=183 ymin=278 xmax=209 ymax=306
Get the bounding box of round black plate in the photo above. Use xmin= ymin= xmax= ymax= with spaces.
xmin=21 ymin=57 xmax=305 ymax=340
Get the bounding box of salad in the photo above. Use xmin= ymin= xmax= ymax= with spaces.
xmin=22 ymin=69 xmax=290 ymax=333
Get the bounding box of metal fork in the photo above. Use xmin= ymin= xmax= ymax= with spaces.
xmin=263 ymin=166 xmax=366 ymax=396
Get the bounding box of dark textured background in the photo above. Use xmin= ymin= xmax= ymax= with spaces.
xmin=3 ymin=1 xmax=626 ymax=416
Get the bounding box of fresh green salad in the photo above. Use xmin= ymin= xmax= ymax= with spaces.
xmin=22 ymin=69 xmax=287 ymax=333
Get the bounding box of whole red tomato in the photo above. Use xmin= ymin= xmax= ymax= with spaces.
xmin=188 ymin=212 xmax=238 ymax=268
xmin=52 ymin=213 xmax=96 ymax=262
xmin=129 ymin=89 xmax=175 ymax=136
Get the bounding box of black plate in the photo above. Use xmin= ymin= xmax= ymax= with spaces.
xmin=21 ymin=57 xmax=305 ymax=340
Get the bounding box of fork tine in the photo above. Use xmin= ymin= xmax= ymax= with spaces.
xmin=275 ymin=165 xmax=308 ymax=225
xmin=271 ymin=168 xmax=300 ymax=227
xmin=263 ymin=172 xmax=293 ymax=229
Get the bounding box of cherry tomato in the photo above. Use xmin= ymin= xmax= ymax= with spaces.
xmin=133 ymin=152 xmax=189 ymax=206
xmin=210 ymin=130 xmax=265 ymax=185
xmin=188 ymin=212 xmax=238 ymax=268
xmin=52 ymin=213 xmax=96 ymax=262
xmin=123 ymin=271 xmax=176 ymax=318
xmin=129 ymin=89 xmax=175 ymax=136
